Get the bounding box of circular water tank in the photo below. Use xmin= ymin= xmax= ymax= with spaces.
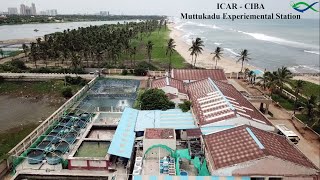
xmin=27 ymin=150 xmax=45 ymax=164
xmin=46 ymin=150 xmax=63 ymax=165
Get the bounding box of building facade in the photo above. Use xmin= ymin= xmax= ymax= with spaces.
xmin=8 ymin=8 xmax=18 ymax=15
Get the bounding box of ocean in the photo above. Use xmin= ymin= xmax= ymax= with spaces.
xmin=172 ymin=17 xmax=320 ymax=73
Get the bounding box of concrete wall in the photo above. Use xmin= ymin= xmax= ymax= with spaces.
xmin=68 ymin=159 xmax=109 ymax=170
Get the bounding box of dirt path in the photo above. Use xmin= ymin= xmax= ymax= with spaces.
xmin=0 ymin=53 xmax=25 ymax=65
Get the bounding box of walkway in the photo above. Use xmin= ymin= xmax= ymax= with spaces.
xmin=231 ymin=79 xmax=320 ymax=168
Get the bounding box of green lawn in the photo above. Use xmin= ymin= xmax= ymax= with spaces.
xmin=288 ymin=79 xmax=320 ymax=99
xmin=0 ymin=123 xmax=38 ymax=159
xmin=0 ymin=80 xmax=83 ymax=96
xmin=271 ymin=93 xmax=295 ymax=110
xmin=124 ymin=28 xmax=187 ymax=69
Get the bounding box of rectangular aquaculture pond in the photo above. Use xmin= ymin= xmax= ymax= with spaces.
xmin=77 ymin=78 xmax=140 ymax=112
xmin=74 ymin=141 xmax=110 ymax=157
xmin=86 ymin=126 xmax=116 ymax=139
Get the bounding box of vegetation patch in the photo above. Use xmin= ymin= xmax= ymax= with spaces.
xmin=0 ymin=123 xmax=38 ymax=159
xmin=179 ymin=101 xmax=192 ymax=112
xmin=271 ymin=94 xmax=295 ymax=110
xmin=136 ymin=89 xmax=175 ymax=110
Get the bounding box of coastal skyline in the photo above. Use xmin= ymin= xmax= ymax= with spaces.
xmin=0 ymin=0 xmax=319 ymax=19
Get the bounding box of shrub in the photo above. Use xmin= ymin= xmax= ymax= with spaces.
xmin=134 ymin=61 xmax=158 ymax=76
xmin=61 ymin=87 xmax=73 ymax=98
xmin=0 ymin=76 xmax=3 ymax=83
xmin=10 ymin=59 xmax=27 ymax=70
xmin=121 ymin=69 xmax=128 ymax=75
xmin=65 ymin=76 xmax=87 ymax=86
xmin=178 ymin=101 xmax=192 ymax=112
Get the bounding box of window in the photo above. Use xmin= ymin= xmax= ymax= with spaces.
xmin=269 ymin=178 xmax=282 ymax=180
xmin=251 ymin=178 xmax=265 ymax=180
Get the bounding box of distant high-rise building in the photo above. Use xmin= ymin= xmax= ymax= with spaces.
xmin=31 ymin=3 xmax=36 ymax=15
xmin=39 ymin=11 xmax=46 ymax=15
xmin=100 ymin=11 xmax=109 ymax=16
xmin=20 ymin=4 xmax=26 ymax=15
xmin=46 ymin=9 xmax=58 ymax=16
xmin=8 ymin=7 xmax=18 ymax=15
xmin=25 ymin=7 xmax=32 ymax=15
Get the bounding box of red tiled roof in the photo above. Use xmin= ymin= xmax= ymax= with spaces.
xmin=145 ymin=128 xmax=175 ymax=139
xmin=186 ymin=128 xmax=202 ymax=137
xmin=204 ymin=125 xmax=318 ymax=170
xmin=186 ymin=78 xmax=237 ymax=126
xmin=172 ymin=69 xmax=227 ymax=81
xmin=151 ymin=77 xmax=187 ymax=94
xmin=213 ymin=80 xmax=272 ymax=126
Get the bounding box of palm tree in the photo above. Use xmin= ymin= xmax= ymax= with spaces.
xmin=293 ymin=80 xmax=305 ymax=114
xmin=166 ymin=38 xmax=176 ymax=75
xmin=132 ymin=46 xmax=137 ymax=67
xmin=274 ymin=66 xmax=293 ymax=91
xmin=189 ymin=43 xmax=195 ymax=67
xmin=0 ymin=48 xmax=3 ymax=58
xmin=267 ymin=71 xmax=278 ymax=96
xmin=237 ymin=49 xmax=251 ymax=72
xmin=22 ymin=43 xmax=29 ymax=57
xmin=244 ymin=68 xmax=250 ymax=79
xmin=311 ymin=102 xmax=320 ymax=128
xmin=304 ymin=95 xmax=317 ymax=118
xmin=146 ymin=41 xmax=154 ymax=64
xmin=71 ymin=53 xmax=81 ymax=70
xmin=30 ymin=42 xmax=38 ymax=68
xmin=192 ymin=37 xmax=204 ymax=67
xmin=257 ymin=71 xmax=272 ymax=90
xmin=211 ymin=47 xmax=223 ymax=69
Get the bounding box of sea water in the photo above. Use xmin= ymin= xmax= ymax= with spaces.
xmin=172 ymin=17 xmax=320 ymax=73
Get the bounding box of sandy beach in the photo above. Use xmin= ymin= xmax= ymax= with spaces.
xmin=168 ymin=23 xmax=258 ymax=73
xmin=168 ymin=23 xmax=320 ymax=85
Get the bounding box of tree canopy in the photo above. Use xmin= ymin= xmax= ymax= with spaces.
xmin=139 ymin=89 xmax=175 ymax=110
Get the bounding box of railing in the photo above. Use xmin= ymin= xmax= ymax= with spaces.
xmin=0 ymin=159 xmax=8 ymax=179
xmin=5 ymin=76 xmax=98 ymax=168
xmin=225 ymin=72 xmax=245 ymax=79
xmin=103 ymin=69 xmax=135 ymax=74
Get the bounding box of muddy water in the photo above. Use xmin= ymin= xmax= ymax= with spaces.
xmin=0 ymin=95 xmax=59 ymax=132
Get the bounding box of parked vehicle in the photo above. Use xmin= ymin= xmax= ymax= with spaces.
xmin=275 ymin=124 xmax=300 ymax=144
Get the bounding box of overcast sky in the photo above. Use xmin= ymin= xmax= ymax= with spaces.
xmin=1 ymin=0 xmax=319 ymax=19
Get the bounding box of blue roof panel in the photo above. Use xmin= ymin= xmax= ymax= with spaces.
xmin=135 ymin=109 xmax=197 ymax=131
xmin=108 ymin=107 xmax=138 ymax=158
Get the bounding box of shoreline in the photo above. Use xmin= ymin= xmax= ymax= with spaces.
xmin=168 ymin=23 xmax=259 ymax=73
xmin=168 ymin=23 xmax=320 ymax=85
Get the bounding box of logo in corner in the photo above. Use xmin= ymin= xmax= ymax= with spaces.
xmin=290 ymin=1 xmax=319 ymax=12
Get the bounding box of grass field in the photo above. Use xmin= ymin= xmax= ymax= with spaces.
xmin=123 ymin=28 xmax=187 ymax=69
xmin=0 ymin=80 xmax=83 ymax=97
xmin=288 ymin=80 xmax=320 ymax=99
xmin=271 ymin=93 xmax=295 ymax=110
